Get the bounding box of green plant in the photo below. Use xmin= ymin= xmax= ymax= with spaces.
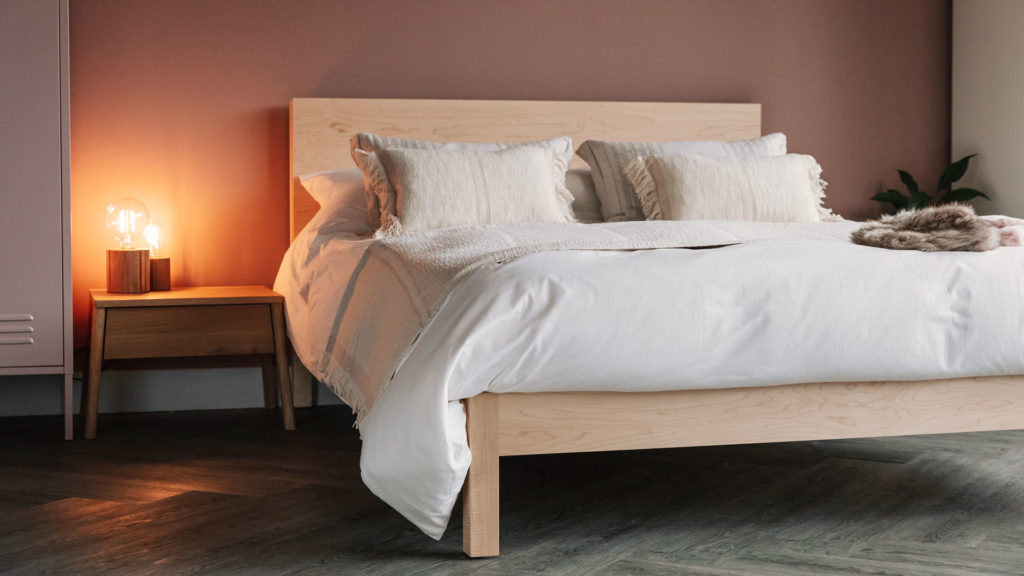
xmin=871 ymin=154 xmax=990 ymax=212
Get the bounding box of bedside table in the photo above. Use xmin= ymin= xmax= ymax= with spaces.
xmin=84 ymin=286 xmax=295 ymax=439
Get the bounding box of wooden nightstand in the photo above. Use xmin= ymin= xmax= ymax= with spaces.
xmin=84 ymin=286 xmax=295 ymax=439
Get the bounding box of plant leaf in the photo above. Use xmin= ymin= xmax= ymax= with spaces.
xmin=943 ymin=187 xmax=991 ymax=203
xmin=898 ymin=170 xmax=919 ymax=194
xmin=871 ymin=189 xmax=909 ymax=209
xmin=908 ymin=190 xmax=932 ymax=209
xmin=937 ymin=154 xmax=976 ymax=191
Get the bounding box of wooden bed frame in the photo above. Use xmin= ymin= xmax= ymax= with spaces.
xmin=289 ymin=97 xmax=1024 ymax=558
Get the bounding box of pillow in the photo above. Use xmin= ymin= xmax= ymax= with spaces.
xmin=303 ymin=164 xmax=601 ymax=231
xmin=577 ymin=133 xmax=787 ymax=222
xmin=351 ymin=133 xmax=574 ymax=229
xmin=353 ymin=147 xmax=574 ymax=235
xmin=565 ymin=168 xmax=602 ymax=223
xmin=298 ymin=169 xmax=372 ymax=236
xmin=626 ymin=153 xmax=831 ymax=223
xmin=300 ymin=168 xmax=362 ymax=205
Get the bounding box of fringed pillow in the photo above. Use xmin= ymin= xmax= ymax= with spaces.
xmin=350 ymin=134 xmax=573 ymax=230
xmin=352 ymin=147 xmax=575 ymax=236
xmin=626 ymin=153 xmax=837 ymax=223
xmin=577 ymin=133 xmax=788 ymax=223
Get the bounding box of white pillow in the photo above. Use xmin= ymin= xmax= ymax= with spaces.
xmin=300 ymin=168 xmax=363 ymax=206
xmin=298 ymin=169 xmax=372 ymax=236
xmin=577 ymin=133 xmax=787 ymax=222
xmin=627 ymin=153 xmax=832 ymax=223
xmin=301 ymin=167 xmax=601 ymax=232
xmin=355 ymin=147 xmax=574 ymax=235
xmin=350 ymin=134 xmax=574 ymax=230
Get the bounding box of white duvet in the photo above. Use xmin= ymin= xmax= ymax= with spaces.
xmin=276 ymin=219 xmax=1024 ymax=539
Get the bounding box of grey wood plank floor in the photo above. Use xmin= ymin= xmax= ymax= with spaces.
xmin=1 ymin=407 xmax=1023 ymax=575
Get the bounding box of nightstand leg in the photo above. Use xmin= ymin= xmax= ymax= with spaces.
xmin=84 ymin=307 xmax=106 ymax=440
xmin=271 ymin=303 xmax=295 ymax=430
xmin=260 ymin=357 xmax=278 ymax=409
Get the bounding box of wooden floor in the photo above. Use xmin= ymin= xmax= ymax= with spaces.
xmin=2 ymin=407 xmax=1024 ymax=575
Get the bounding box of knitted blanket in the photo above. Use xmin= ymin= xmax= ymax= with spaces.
xmin=313 ymin=220 xmax=857 ymax=424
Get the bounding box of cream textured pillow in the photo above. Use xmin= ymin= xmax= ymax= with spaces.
xmin=350 ymin=134 xmax=574 ymax=229
xmin=626 ymin=153 xmax=834 ymax=223
xmin=577 ymin=133 xmax=787 ymax=222
xmin=354 ymin=147 xmax=574 ymax=235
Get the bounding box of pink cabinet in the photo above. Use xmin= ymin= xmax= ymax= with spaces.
xmin=0 ymin=0 xmax=73 ymax=439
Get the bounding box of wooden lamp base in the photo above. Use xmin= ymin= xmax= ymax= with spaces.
xmin=150 ymin=257 xmax=171 ymax=291
xmin=106 ymin=249 xmax=150 ymax=293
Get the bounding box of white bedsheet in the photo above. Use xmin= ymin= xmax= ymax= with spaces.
xmin=276 ymin=222 xmax=1024 ymax=539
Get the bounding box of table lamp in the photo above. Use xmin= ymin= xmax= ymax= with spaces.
xmin=105 ymin=197 xmax=150 ymax=293
xmin=145 ymin=221 xmax=170 ymax=290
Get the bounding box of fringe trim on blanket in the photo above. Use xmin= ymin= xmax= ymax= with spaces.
xmin=627 ymin=156 xmax=664 ymax=220
xmin=319 ymin=351 xmax=371 ymax=429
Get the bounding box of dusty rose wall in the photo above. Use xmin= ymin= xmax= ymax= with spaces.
xmin=69 ymin=0 xmax=951 ymax=345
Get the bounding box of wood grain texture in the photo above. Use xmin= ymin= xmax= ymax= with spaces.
xmin=85 ymin=286 xmax=294 ymax=438
xmin=468 ymin=375 xmax=1024 ymax=554
xmin=463 ymin=393 xmax=500 ymax=558
xmin=495 ymin=377 xmax=1024 ymax=457
xmin=4 ymin=407 xmax=1024 ymax=574
xmin=105 ymin=249 xmax=150 ymax=294
xmin=91 ymin=286 xmax=282 ymax=308
xmin=270 ymin=302 xmax=295 ymax=431
xmin=149 ymin=257 xmax=171 ymax=291
xmin=102 ymin=305 xmax=274 ymax=359
xmin=289 ymin=98 xmax=761 ymax=239
xmin=83 ymin=306 xmax=105 ymax=440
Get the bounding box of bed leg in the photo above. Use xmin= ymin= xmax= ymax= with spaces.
xmin=463 ymin=393 xmax=500 ymax=558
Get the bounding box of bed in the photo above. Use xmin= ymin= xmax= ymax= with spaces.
xmin=281 ymin=97 xmax=1024 ymax=558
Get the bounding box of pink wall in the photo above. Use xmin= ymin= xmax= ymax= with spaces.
xmin=69 ymin=0 xmax=951 ymax=346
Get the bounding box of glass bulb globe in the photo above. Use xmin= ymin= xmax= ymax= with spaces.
xmin=144 ymin=221 xmax=163 ymax=257
xmin=104 ymin=197 xmax=149 ymax=249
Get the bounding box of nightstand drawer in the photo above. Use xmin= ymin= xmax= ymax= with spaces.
xmin=103 ymin=304 xmax=275 ymax=359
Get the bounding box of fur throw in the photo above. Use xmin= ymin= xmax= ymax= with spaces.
xmin=983 ymin=214 xmax=1024 ymax=247
xmin=851 ymin=204 xmax=1000 ymax=252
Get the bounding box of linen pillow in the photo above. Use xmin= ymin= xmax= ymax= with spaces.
xmin=297 ymin=169 xmax=372 ymax=236
xmin=299 ymin=168 xmax=364 ymax=206
xmin=577 ymin=133 xmax=787 ymax=222
xmin=350 ymin=133 xmax=574 ymax=229
xmin=565 ymin=168 xmax=602 ymax=223
xmin=626 ymin=153 xmax=833 ymax=223
xmin=354 ymin=147 xmax=574 ymax=235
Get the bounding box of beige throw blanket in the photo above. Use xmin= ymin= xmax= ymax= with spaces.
xmin=316 ymin=220 xmax=856 ymax=424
